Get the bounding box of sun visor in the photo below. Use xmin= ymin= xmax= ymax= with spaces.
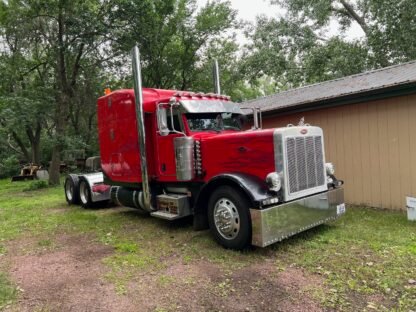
xmin=179 ymin=100 xmax=243 ymax=114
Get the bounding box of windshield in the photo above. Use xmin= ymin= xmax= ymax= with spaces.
xmin=186 ymin=113 xmax=244 ymax=131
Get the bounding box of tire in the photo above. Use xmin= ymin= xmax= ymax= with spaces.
xmin=79 ymin=180 xmax=93 ymax=208
xmin=64 ymin=174 xmax=80 ymax=205
xmin=208 ymin=185 xmax=252 ymax=250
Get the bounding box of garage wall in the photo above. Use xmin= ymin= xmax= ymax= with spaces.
xmin=261 ymin=94 xmax=416 ymax=210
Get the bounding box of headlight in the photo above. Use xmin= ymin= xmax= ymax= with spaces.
xmin=325 ymin=163 xmax=335 ymax=175
xmin=266 ymin=172 xmax=281 ymax=192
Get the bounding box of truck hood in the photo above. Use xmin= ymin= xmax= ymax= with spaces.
xmin=194 ymin=129 xmax=276 ymax=181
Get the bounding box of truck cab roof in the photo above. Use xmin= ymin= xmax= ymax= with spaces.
xmin=98 ymin=88 xmax=234 ymax=114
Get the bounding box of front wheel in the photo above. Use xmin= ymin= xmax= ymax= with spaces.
xmin=208 ymin=185 xmax=252 ymax=250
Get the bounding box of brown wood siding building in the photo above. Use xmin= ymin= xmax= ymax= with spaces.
xmin=260 ymin=94 xmax=416 ymax=210
xmin=242 ymin=62 xmax=416 ymax=211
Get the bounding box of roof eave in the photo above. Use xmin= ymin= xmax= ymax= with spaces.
xmin=256 ymin=82 xmax=416 ymax=118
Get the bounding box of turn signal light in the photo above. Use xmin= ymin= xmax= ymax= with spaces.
xmin=262 ymin=197 xmax=279 ymax=206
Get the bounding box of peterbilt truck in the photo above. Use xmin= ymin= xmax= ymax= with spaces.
xmin=64 ymin=47 xmax=345 ymax=249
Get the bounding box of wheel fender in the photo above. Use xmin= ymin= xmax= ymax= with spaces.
xmin=193 ymin=173 xmax=270 ymax=230
xmin=78 ymin=172 xmax=108 ymax=203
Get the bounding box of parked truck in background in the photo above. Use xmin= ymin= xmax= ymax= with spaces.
xmin=64 ymin=46 xmax=345 ymax=249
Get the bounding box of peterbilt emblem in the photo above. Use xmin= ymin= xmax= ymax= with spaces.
xmin=300 ymin=128 xmax=308 ymax=134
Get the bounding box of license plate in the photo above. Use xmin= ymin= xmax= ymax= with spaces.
xmin=337 ymin=203 xmax=346 ymax=215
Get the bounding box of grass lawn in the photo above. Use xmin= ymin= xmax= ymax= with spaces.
xmin=0 ymin=178 xmax=415 ymax=311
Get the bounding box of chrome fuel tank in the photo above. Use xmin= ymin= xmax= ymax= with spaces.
xmin=174 ymin=136 xmax=195 ymax=181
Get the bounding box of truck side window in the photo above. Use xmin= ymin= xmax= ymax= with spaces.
xmin=167 ymin=110 xmax=182 ymax=132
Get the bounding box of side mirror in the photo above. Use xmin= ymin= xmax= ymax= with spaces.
xmin=240 ymin=107 xmax=262 ymax=130
xmin=157 ymin=107 xmax=170 ymax=136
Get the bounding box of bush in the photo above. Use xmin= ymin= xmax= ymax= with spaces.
xmin=23 ymin=180 xmax=49 ymax=192
xmin=0 ymin=156 xmax=19 ymax=178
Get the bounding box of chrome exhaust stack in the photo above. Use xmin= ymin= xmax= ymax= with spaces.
xmin=212 ymin=59 xmax=221 ymax=94
xmin=131 ymin=46 xmax=154 ymax=212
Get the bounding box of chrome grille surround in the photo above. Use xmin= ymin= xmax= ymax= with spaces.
xmin=274 ymin=127 xmax=328 ymax=202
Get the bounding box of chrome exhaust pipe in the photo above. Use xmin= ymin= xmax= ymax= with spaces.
xmin=131 ymin=46 xmax=154 ymax=212
xmin=213 ymin=59 xmax=221 ymax=94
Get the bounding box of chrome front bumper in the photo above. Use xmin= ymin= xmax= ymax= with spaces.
xmin=250 ymin=188 xmax=345 ymax=247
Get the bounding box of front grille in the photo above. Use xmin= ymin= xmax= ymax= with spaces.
xmin=286 ymin=136 xmax=325 ymax=194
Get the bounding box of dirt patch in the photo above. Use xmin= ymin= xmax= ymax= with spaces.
xmin=213 ymin=263 xmax=324 ymax=312
xmin=3 ymin=235 xmax=326 ymax=312
xmin=5 ymin=235 xmax=138 ymax=312
xmin=122 ymin=259 xmax=326 ymax=312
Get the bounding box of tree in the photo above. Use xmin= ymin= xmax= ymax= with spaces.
xmin=271 ymin=0 xmax=416 ymax=66
xmin=0 ymin=0 xmax=243 ymax=180
xmin=240 ymin=0 xmax=416 ymax=92
xmin=0 ymin=2 xmax=54 ymax=164
xmin=111 ymin=0 xmax=238 ymax=91
xmin=0 ymin=0 xmax=115 ymax=184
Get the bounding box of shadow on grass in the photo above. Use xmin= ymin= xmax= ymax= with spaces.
xmin=115 ymin=209 xmax=194 ymax=228
xmin=94 ymin=205 xmax=337 ymax=256
xmin=254 ymin=223 xmax=335 ymax=254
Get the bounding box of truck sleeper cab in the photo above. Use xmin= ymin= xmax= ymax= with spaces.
xmin=64 ymin=47 xmax=345 ymax=250
xmin=65 ymin=87 xmax=344 ymax=249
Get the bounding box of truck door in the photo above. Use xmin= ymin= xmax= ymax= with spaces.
xmin=156 ymin=108 xmax=183 ymax=179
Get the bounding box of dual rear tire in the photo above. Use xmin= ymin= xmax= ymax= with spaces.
xmin=64 ymin=175 xmax=94 ymax=208
xmin=64 ymin=174 xmax=80 ymax=205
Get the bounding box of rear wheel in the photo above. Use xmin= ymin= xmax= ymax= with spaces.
xmin=208 ymin=185 xmax=251 ymax=250
xmin=64 ymin=174 xmax=80 ymax=205
xmin=79 ymin=180 xmax=93 ymax=208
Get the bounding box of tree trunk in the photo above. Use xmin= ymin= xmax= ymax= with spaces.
xmin=49 ymin=4 xmax=84 ymax=184
xmin=49 ymin=145 xmax=61 ymax=185
xmin=10 ymin=131 xmax=30 ymax=161
xmin=339 ymin=0 xmax=369 ymax=36
xmin=33 ymin=122 xmax=41 ymax=164
xmin=48 ymin=96 xmax=67 ymax=185
xmin=26 ymin=122 xmax=42 ymax=164
xmin=49 ymin=6 xmax=68 ymax=186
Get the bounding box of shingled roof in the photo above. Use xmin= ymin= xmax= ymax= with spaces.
xmin=241 ymin=61 xmax=416 ymax=115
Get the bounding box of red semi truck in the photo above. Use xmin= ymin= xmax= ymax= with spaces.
xmin=64 ymin=47 xmax=345 ymax=249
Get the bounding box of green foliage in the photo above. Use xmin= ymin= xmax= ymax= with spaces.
xmin=271 ymin=0 xmax=416 ymax=66
xmin=242 ymin=0 xmax=416 ymax=90
xmin=303 ymin=38 xmax=369 ymax=83
xmin=112 ymin=0 xmax=238 ymax=91
xmin=23 ymin=180 xmax=49 ymax=192
xmin=0 ymin=155 xmax=19 ymax=178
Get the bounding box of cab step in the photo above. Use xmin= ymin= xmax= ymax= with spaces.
xmin=150 ymin=210 xmax=183 ymax=220
xmin=151 ymin=193 xmax=192 ymax=220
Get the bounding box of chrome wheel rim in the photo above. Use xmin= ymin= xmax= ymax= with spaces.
xmin=65 ymin=181 xmax=73 ymax=201
xmin=213 ymin=197 xmax=240 ymax=240
xmin=80 ymin=182 xmax=89 ymax=204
